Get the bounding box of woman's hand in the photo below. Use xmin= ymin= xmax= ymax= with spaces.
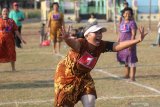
xmin=15 ymin=31 xmax=26 ymax=44
xmin=47 ymin=27 xmax=50 ymax=33
xmin=61 ymin=25 xmax=71 ymax=39
xmin=60 ymin=25 xmax=80 ymax=52
xmin=138 ymin=26 xmax=148 ymax=42
xmin=113 ymin=26 xmax=148 ymax=52
xmin=21 ymin=39 xmax=26 ymax=44
xmin=18 ymin=18 xmax=24 ymax=21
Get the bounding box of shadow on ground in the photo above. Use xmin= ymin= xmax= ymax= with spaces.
xmin=0 ymin=80 xmax=54 ymax=89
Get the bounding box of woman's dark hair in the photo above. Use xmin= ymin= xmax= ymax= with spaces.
xmin=122 ymin=7 xmax=134 ymax=17
xmin=123 ymin=1 xmax=129 ymax=6
xmin=90 ymin=13 xmax=95 ymax=16
xmin=52 ymin=2 xmax=59 ymax=7
xmin=3 ymin=7 xmax=9 ymax=11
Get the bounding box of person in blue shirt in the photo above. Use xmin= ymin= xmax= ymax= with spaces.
xmin=9 ymin=2 xmax=25 ymax=48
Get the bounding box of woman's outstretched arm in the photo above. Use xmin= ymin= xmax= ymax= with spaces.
xmin=113 ymin=26 xmax=148 ymax=52
xmin=61 ymin=26 xmax=81 ymax=52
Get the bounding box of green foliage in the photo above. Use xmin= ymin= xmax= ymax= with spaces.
xmin=23 ymin=9 xmax=41 ymax=19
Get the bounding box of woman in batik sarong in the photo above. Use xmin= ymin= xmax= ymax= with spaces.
xmin=117 ymin=7 xmax=137 ymax=81
xmin=0 ymin=8 xmax=26 ymax=71
xmin=54 ymin=24 xmax=147 ymax=107
xmin=47 ymin=2 xmax=65 ymax=54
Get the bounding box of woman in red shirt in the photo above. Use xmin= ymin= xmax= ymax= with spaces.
xmin=0 ymin=8 xmax=26 ymax=71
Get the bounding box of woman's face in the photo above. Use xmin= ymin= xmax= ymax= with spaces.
xmin=13 ymin=5 xmax=19 ymax=11
xmin=87 ymin=30 xmax=102 ymax=47
xmin=123 ymin=10 xmax=132 ymax=21
xmin=2 ymin=8 xmax=8 ymax=19
xmin=53 ymin=4 xmax=59 ymax=11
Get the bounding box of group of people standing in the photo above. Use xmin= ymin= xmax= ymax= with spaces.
xmin=51 ymin=2 xmax=148 ymax=107
xmin=0 ymin=1 xmax=149 ymax=107
xmin=0 ymin=2 xmax=65 ymax=71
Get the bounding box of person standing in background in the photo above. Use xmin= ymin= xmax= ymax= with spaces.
xmin=117 ymin=7 xmax=138 ymax=81
xmin=47 ymin=2 xmax=65 ymax=54
xmin=0 ymin=8 xmax=26 ymax=71
xmin=88 ymin=13 xmax=98 ymax=25
xmin=119 ymin=1 xmax=129 ymax=24
xmin=9 ymin=2 xmax=25 ymax=48
xmin=155 ymin=21 xmax=160 ymax=47
xmin=152 ymin=20 xmax=160 ymax=47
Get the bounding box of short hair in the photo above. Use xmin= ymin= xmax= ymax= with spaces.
xmin=123 ymin=1 xmax=129 ymax=6
xmin=90 ymin=13 xmax=95 ymax=16
xmin=52 ymin=2 xmax=59 ymax=7
xmin=2 ymin=7 xmax=9 ymax=11
xmin=122 ymin=7 xmax=134 ymax=16
xmin=13 ymin=2 xmax=18 ymax=6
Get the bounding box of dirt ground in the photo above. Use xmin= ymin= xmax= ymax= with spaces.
xmin=0 ymin=20 xmax=160 ymax=107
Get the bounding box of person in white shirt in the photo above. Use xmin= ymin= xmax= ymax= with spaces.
xmin=156 ymin=22 xmax=160 ymax=46
xmin=152 ymin=21 xmax=160 ymax=47
xmin=88 ymin=13 xmax=98 ymax=25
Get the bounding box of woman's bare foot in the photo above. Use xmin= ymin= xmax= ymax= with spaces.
xmin=128 ymin=78 xmax=136 ymax=82
xmin=53 ymin=50 xmax=57 ymax=54
xmin=12 ymin=69 xmax=16 ymax=72
xmin=123 ymin=75 xmax=129 ymax=79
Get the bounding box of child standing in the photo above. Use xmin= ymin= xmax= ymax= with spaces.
xmin=39 ymin=23 xmax=46 ymax=44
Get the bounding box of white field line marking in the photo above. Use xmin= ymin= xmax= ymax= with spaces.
xmin=18 ymin=52 xmax=65 ymax=57
xmin=0 ymin=71 xmax=160 ymax=105
xmin=0 ymin=54 xmax=159 ymax=105
xmin=97 ymin=94 xmax=160 ymax=101
xmin=0 ymin=94 xmax=160 ymax=106
xmin=95 ymin=69 xmax=160 ymax=94
xmin=18 ymin=52 xmax=160 ymax=67
xmin=55 ymin=53 xmax=65 ymax=58
xmin=0 ymin=99 xmax=53 ymax=106
xmin=18 ymin=52 xmax=52 ymax=55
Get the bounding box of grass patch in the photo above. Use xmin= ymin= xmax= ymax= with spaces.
xmin=0 ymin=21 xmax=160 ymax=107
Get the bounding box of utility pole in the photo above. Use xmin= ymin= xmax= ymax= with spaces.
xmin=149 ymin=0 xmax=151 ymax=31
xmin=34 ymin=0 xmax=38 ymax=9
xmin=113 ymin=0 xmax=117 ymax=34
xmin=74 ymin=0 xmax=80 ymax=23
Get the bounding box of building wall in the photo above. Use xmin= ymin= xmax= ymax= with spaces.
xmin=79 ymin=0 xmax=106 ymax=19
xmin=39 ymin=0 xmax=160 ymax=21
xmin=106 ymin=0 xmax=160 ymax=21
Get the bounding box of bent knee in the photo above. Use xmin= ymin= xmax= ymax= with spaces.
xmin=81 ymin=94 xmax=96 ymax=107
